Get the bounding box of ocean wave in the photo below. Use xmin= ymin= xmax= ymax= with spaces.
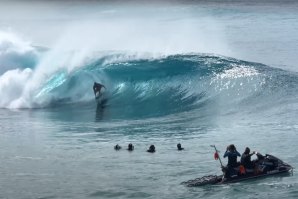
xmin=0 ymin=32 xmax=297 ymax=118
xmin=0 ymin=31 xmax=39 ymax=75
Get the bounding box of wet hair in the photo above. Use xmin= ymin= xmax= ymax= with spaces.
xmin=244 ymin=147 xmax=250 ymax=154
xmin=147 ymin=145 xmax=155 ymax=153
xmin=128 ymin=143 xmax=134 ymax=151
xmin=114 ymin=144 xmax=121 ymax=150
xmin=177 ymin=143 xmax=184 ymax=150
xmin=229 ymin=144 xmax=236 ymax=151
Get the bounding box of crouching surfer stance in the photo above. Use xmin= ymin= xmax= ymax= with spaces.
xmin=93 ymin=82 xmax=105 ymax=97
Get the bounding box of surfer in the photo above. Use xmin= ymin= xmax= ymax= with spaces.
xmin=147 ymin=145 xmax=155 ymax=153
xmin=177 ymin=143 xmax=184 ymax=151
xmin=114 ymin=144 xmax=121 ymax=150
xmin=93 ymin=82 xmax=105 ymax=97
xmin=127 ymin=143 xmax=134 ymax=151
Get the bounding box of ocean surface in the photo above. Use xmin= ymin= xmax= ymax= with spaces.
xmin=0 ymin=1 xmax=298 ymax=199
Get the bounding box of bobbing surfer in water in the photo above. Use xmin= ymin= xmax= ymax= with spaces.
xmin=93 ymin=82 xmax=105 ymax=97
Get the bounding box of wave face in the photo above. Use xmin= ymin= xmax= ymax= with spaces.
xmin=1 ymin=35 xmax=298 ymax=119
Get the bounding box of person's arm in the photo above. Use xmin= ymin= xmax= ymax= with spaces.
xmin=248 ymin=151 xmax=255 ymax=157
xmin=236 ymin=150 xmax=241 ymax=157
xmin=223 ymin=151 xmax=229 ymax=158
xmin=240 ymin=155 xmax=245 ymax=164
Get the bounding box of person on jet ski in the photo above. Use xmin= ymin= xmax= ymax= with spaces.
xmin=93 ymin=82 xmax=105 ymax=96
xmin=224 ymin=144 xmax=241 ymax=168
xmin=241 ymin=147 xmax=255 ymax=169
xmin=222 ymin=144 xmax=241 ymax=178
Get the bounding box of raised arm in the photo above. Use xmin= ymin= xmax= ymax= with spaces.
xmin=236 ymin=150 xmax=241 ymax=157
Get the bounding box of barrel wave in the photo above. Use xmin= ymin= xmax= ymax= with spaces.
xmin=1 ymin=44 xmax=297 ymax=120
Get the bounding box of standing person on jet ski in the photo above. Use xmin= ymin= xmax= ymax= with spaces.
xmin=93 ymin=82 xmax=105 ymax=96
xmin=223 ymin=144 xmax=241 ymax=178
xmin=224 ymin=144 xmax=241 ymax=167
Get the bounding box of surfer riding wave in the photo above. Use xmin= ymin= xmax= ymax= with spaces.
xmin=93 ymin=82 xmax=105 ymax=98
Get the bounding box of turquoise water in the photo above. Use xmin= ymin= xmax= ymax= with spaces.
xmin=1 ymin=1 xmax=298 ymax=199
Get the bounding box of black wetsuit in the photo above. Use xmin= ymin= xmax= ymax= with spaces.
xmin=223 ymin=150 xmax=241 ymax=178
xmin=224 ymin=150 xmax=241 ymax=168
xmin=241 ymin=153 xmax=254 ymax=169
xmin=93 ymin=82 xmax=105 ymax=96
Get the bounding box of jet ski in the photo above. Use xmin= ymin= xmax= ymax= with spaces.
xmin=182 ymin=151 xmax=293 ymax=187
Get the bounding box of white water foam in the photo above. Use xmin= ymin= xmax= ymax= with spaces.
xmin=0 ymin=31 xmax=38 ymax=74
xmin=0 ymin=68 xmax=32 ymax=108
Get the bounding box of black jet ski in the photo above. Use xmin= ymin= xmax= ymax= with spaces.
xmin=182 ymin=152 xmax=293 ymax=187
